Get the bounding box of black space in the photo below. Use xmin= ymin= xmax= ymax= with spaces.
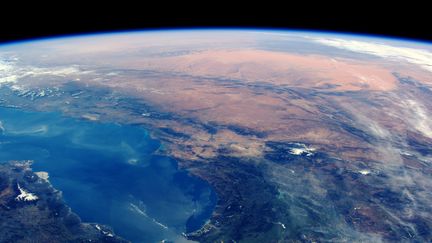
xmin=0 ymin=4 xmax=429 ymax=44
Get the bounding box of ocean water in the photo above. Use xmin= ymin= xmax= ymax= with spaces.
xmin=0 ymin=107 xmax=216 ymax=243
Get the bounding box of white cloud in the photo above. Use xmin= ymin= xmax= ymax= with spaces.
xmin=0 ymin=56 xmax=84 ymax=86
xmin=0 ymin=60 xmax=18 ymax=83
xmin=402 ymin=99 xmax=432 ymax=139
xmin=312 ymin=38 xmax=432 ymax=72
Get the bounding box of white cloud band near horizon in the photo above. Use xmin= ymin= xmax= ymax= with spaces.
xmin=311 ymin=37 xmax=432 ymax=73
xmin=0 ymin=57 xmax=84 ymax=85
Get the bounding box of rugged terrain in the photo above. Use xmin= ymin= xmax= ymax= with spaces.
xmin=0 ymin=161 xmax=128 ymax=243
xmin=1 ymin=31 xmax=432 ymax=242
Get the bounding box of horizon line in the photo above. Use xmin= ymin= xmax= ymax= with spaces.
xmin=1 ymin=27 xmax=431 ymax=47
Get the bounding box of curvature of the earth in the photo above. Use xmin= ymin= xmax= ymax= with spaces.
xmin=1 ymin=29 xmax=432 ymax=242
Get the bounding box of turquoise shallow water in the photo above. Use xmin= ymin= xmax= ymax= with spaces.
xmin=0 ymin=107 xmax=216 ymax=243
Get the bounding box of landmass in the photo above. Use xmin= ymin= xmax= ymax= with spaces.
xmin=0 ymin=160 xmax=128 ymax=243
xmin=0 ymin=31 xmax=432 ymax=242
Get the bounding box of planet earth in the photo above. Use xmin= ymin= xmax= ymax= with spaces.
xmin=1 ymin=29 xmax=432 ymax=242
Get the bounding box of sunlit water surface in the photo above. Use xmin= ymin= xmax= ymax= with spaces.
xmin=0 ymin=107 xmax=216 ymax=243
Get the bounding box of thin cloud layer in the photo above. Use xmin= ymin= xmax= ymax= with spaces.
xmin=312 ymin=38 xmax=432 ymax=72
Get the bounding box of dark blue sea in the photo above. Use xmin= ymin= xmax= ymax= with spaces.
xmin=0 ymin=107 xmax=216 ymax=243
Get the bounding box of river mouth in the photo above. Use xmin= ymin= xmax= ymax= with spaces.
xmin=0 ymin=106 xmax=216 ymax=243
